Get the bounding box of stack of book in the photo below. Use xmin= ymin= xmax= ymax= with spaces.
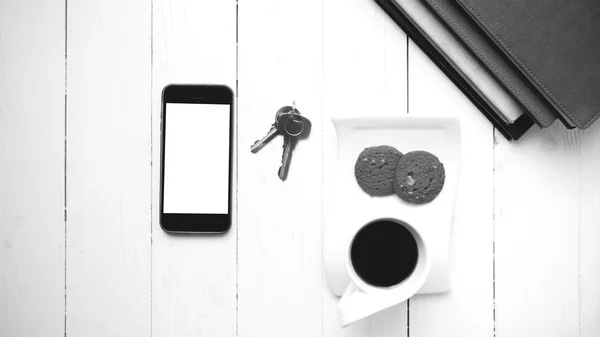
xmin=376 ymin=0 xmax=600 ymax=140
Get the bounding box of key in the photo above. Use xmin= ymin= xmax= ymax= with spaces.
xmin=250 ymin=125 xmax=278 ymax=153
xmin=276 ymin=102 xmax=311 ymax=138
xmin=250 ymin=106 xmax=294 ymax=153
xmin=275 ymin=101 xmax=306 ymax=135
xmin=277 ymin=111 xmax=311 ymax=181
xmin=278 ymin=133 xmax=298 ymax=181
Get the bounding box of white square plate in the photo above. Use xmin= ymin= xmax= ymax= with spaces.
xmin=323 ymin=116 xmax=461 ymax=296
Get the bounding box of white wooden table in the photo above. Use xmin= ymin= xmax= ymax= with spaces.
xmin=1 ymin=0 xmax=599 ymax=336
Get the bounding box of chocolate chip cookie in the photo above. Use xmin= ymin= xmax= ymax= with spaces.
xmin=393 ymin=151 xmax=445 ymax=204
xmin=355 ymin=145 xmax=403 ymax=196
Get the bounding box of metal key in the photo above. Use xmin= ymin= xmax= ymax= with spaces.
xmin=278 ymin=133 xmax=298 ymax=181
xmin=275 ymin=101 xmax=307 ymax=135
xmin=250 ymin=106 xmax=293 ymax=153
xmin=277 ymin=105 xmax=311 ymax=180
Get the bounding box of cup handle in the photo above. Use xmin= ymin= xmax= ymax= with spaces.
xmin=337 ymin=282 xmax=395 ymax=327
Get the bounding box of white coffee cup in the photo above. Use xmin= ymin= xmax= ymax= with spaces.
xmin=337 ymin=218 xmax=431 ymax=327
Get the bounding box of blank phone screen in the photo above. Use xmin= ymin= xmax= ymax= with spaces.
xmin=163 ymin=103 xmax=230 ymax=214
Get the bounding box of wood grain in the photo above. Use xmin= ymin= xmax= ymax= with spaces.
xmin=151 ymin=0 xmax=237 ymax=336
xmin=66 ymin=0 xmax=152 ymax=335
xmin=0 ymin=1 xmax=66 ymax=336
xmin=407 ymin=41 xmax=494 ymax=337
xmin=322 ymin=0 xmax=408 ymax=334
xmin=495 ymin=123 xmax=580 ymax=337
xmin=236 ymin=0 xmax=324 ymax=335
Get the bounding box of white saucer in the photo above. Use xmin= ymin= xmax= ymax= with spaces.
xmin=323 ymin=116 xmax=461 ymax=296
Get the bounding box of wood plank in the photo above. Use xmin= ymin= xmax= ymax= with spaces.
xmin=236 ymin=0 xmax=324 ymax=335
xmin=407 ymin=41 xmax=494 ymax=337
xmin=66 ymin=0 xmax=152 ymax=335
xmin=151 ymin=0 xmax=237 ymax=336
xmin=495 ymin=124 xmax=580 ymax=337
xmin=0 ymin=1 xmax=66 ymax=335
xmin=579 ymin=123 xmax=600 ymax=337
xmin=383 ymin=16 xmax=409 ymax=114
xmin=322 ymin=0 xmax=408 ymax=334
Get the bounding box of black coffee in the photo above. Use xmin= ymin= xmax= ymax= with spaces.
xmin=350 ymin=220 xmax=418 ymax=287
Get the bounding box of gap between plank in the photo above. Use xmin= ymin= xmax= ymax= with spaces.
xmin=492 ymin=129 xmax=497 ymax=337
xmin=235 ymin=1 xmax=239 ymax=337
xmin=407 ymin=299 xmax=410 ymax=337
xmin=149 ymin=0 xmax=154 ymax=337
xmin=63 ymin=0 xmax=69 ymax=336
xmin=577 ymin=132 xmax=581 ymax=337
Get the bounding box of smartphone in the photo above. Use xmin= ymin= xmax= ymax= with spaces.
xmin=160 ymin=84 xmax=234 ymax=233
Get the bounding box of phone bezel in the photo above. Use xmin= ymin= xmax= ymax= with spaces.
xmin=160 ymin=84 xmax=234 ymax=234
